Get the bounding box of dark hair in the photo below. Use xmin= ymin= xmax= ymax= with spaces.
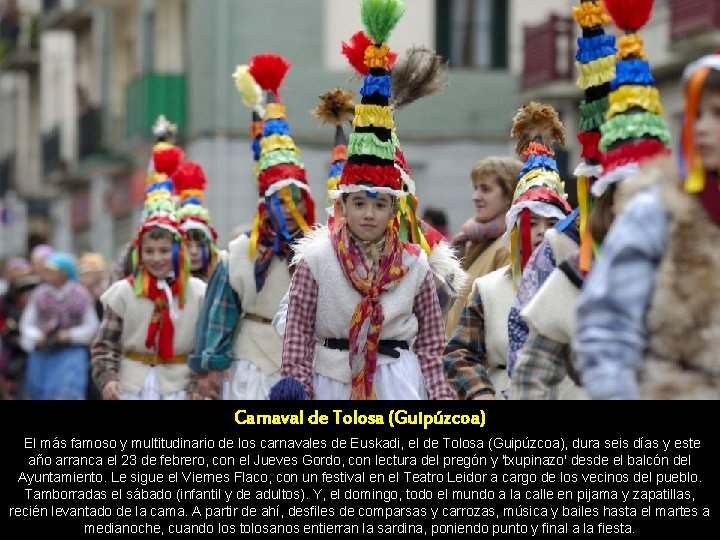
xmin=422 ymin=206 xmax=448 ymax=228
xmin=702 ymin=68 xmax=720 ymax=96
xmin=589 ymin=183 xmax=617 ymax=244
xmin=341 ymin=188 xmax=398 ymax=208
xmin=143 ymin=226 xmax=174 ymax=241
xmin=185 ymin=229 xmax=205 ymax=242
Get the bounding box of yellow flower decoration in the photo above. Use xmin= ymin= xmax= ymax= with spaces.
xmin=572 ymin=1 xmax=611 ymax=28
xmin=264 ymin=103 xmax=287 ymax=121
xmin=353 ymin=104 xmax=394 ymax=129
xmin=617 ymin=34 xmax=647 ymax=60
xmin=607 ymin=85 xmax=663 ymax=119
xmin=364 ymin=44 xmax=391 ymax=69
xmin=260 ymin=134 xmax=297 ymax=154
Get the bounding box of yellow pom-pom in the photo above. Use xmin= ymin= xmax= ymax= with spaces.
xmin=572 ymin=2 xmax=611 ymax=28
xmin=233 ymin=64 xmax=263 ymax=109
xmin=617 ymin=34 xmax=646 ymax=60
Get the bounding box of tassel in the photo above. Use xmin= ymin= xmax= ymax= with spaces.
xmin=682 ymin=66 xmax=711 ymax=193
xmin=509 ymin=226 xmax=522 ymax=288
xmin=248 ymin=204 xmax=264 ymax=259
xmin=577 ymin=175 xmax=594 ymax=273
xmin=279 ymin=187 xmax=310 ymax=233
xmin=520 ymin=208 xmax=532 ymax=270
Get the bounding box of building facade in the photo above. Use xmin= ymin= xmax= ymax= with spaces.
xmin=2 ymin=0 xmax=716 ymax=258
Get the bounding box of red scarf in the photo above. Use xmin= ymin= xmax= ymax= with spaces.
xmin=331 ymin=222 xmax=418 ymax=399
xmin=127 ymin=275 xmax=178 ymax=361
xmin=700 ymin=173 xmax=720 ymax=226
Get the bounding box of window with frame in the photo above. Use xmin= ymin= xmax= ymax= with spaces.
xmin=436 ymin=0 xmax=508 ymax=69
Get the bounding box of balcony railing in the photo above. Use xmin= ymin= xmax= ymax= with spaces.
xmin=0 ymin=12 xmax=40 ymax=70
xmin=124 ymin=72 xmax=186 ymax=142
xmin=42 ymin=127 xmax=63 ymax=176
xmin=522 ymin=14 xmax=574 ymax=89
xmin=670 ymin=0 xmax=720 ymax=40
xmin=0 ymin=154 xmax=15 ymax=196
xmin=78 ymin=106 xmax=103 ymax=160
xmin=42 ymin=0 xmax=91 ymax=31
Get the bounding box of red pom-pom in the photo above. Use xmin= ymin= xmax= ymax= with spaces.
xmin=153 ymin=145 xmax=184 ymax=176
xmin=604 ymin=0 xmax=654 ymax=32
xmin=248 ymin=54 xmax=291 ymax=99
xmin=341 ymin=31 xmax=397 ymax=75
xmin=342 ymin=31 xmax=372 ymax=75
xmin=172 ymin=161 xmax=207 ymax=194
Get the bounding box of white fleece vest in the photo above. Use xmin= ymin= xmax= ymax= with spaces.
xmin=228 ymin=234 xmax=290 ymax=374
xmin=545 ymin=228 xmax=578 ymax=266
xmin=100 ymin=277 xmax=206 ymax=395
xmin=521 ymin=266 xmax=588 ymax=400
xmin=475 ymin=266 xmax=515 ymax=394
xmin=301 ymin=235 xmax=430 ymax=383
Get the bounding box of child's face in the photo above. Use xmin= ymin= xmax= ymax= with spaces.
xmin=141 ymin=235 xmax=174 ymax=279
xmin=269 ymin=186 xmax=307 ymax=233
xmin=44 ymin=267 xmax=67 ymax=288
xmin=342 ymin=191 xmax=395 ymax=242
xmin=694 ymin=90 xmax=720 ymax=171
xmin=186 ymin=239 xmax=203 ymax=271
xmin=530 ymin=214 xmax=559 ymax=252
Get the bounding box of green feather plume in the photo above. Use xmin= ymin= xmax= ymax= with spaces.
xmin=360 ymin=0 xmax=405 ymax=44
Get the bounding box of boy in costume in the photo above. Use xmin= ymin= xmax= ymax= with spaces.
xmin=91 ymin=148 xmax=206 ymax=400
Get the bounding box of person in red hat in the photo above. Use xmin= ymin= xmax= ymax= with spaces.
xmin=190 ymin=53 xmax=318 ymax=400
xmin=91 ymin=145 xmax=207 ymax=400
xmin=274 ymin=0 xmax=453 ymax=401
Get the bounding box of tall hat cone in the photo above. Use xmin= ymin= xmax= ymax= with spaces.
xmin=572 ymin=0 xmax=616 ymax=272
xmin=507 ymin=102 xmax=573 ymax=286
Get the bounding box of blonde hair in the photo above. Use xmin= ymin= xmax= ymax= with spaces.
xmin=78 ymin=252 xmax=108 ymax=274
xmin=470 ymin=156 xmax=523 ymax=199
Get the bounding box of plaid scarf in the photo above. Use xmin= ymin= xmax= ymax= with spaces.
xmin=127 ymin=274 xmax=178 ymax=361
xmin=331 ymin=222 xmax=417 ymax=399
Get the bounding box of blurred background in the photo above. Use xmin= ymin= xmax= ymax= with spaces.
xmin=0 ymin=0 xmax=717 ymax=260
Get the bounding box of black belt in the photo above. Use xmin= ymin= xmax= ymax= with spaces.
xmin=322 ymin=338 xmax=409 ymax=359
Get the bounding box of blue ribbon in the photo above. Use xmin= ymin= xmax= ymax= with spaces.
xmin=555 ymin=207 xmax=579 ymax=233
xmin=360 ymin=75 xmax=392 ymax=98
xmin=172 ymin=240 xmax=180 ymax=279
xmin=181 ymin=196 xmax=202 ymax=206
xmin=328 ymin=161 xmax=345 ymax=178
xmin=575 ymin=34 xmax=616 ymax=64
xmin=262 ymin=119 xmax=291 ymax=137
xmin=611 ymin=59 xmax=655 ymax=89
xmin=519 ymin=154 xmax=558 ymax=178
xmin=269 ymin=193 xmax=293 ymax=245
xmin=145 ymin=179 xmax=174 ymax=194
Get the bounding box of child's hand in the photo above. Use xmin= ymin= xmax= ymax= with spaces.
xmin=102 ymin=380 xmax=122 ymax=400
xmin=197 ymin=371 xmax=223 ymax=400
